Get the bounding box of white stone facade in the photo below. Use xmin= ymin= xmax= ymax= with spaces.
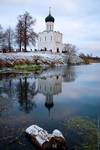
xmin=38 ymin=11 xmax=63 ymax=53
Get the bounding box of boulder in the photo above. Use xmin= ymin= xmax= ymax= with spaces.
xmin=25 ymin=125 xmax=67 ymax=150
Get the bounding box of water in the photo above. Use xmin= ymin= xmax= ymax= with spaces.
xmin=0 ymin=63 xmax=100 ymax=150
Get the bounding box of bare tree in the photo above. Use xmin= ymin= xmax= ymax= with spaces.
xmin=1 ymin=33 xmax=7 ymax=53
xmin=0 ymin=25 xmax=3 ymax=40
xmin=0 ymin=25 xmax=3 ymax=52
xmin=79 ymin=53 xmax=86 ymax=58
xmin=63 ymin=43 xmax=77 ymax=64
xmin=5 ymin=27 xmax=15 ymax=52
xmin=16 ymin=11 xmax=37 ymax=52
xmin=0 ymin=25 xmax=8 ymax=52
xmin=16 ymin=20 xmax=23 ymax=52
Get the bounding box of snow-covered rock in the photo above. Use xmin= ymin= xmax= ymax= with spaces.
xmin=26 ymin=125 xmax=50 ymax=145
xmin=52 ymin=129 xmax=64 ymax=138
xmin=25 ymin=125 xmax=67 ymax=150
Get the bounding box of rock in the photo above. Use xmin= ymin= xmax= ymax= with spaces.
xmin=25 ymin=125 xmax=67 ymax=150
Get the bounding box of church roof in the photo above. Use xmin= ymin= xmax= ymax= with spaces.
xmin=45 ymin=8 xmax=55 ymax=23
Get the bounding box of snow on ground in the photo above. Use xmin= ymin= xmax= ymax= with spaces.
xmin=0 ymin=52 xmax=64 ymax=63
xmin=0 ymin=51 xmax=83 ymax=66
xmin=0 ymin=52 xmax=63 ymax=60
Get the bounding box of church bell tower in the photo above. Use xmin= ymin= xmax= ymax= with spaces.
xmin=45 ymin=7 xmax=55 ymax=31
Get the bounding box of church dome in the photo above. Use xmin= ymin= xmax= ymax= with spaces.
xmin=45 ymin=14 xmax=55 ymax=22
xmin=45 ymin=8 xmax=55 ymax=23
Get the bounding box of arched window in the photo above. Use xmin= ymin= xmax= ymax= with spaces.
xmin=51 ymin=36 xmax=52 ymax=40
xmin=45 ymin=36 xmax=46 ymax=41
xmin=50 ymin=25 xmax=51 ymax=30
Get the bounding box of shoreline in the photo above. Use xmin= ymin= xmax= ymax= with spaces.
xmin=0 ymin=52 xmax=83 ymax=68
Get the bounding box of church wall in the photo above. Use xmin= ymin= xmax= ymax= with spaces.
xmin=38 ymin=31 xmax=54 ymax=51
xmin=38 ymin=31 xmax=63 ymax=53
xmin=53 ymin=32 xmax=63 ymax=53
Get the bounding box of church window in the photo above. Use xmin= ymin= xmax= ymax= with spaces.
xmin=51 ymin=36 xmax=52 ymax=40
xmin=40 ymin=37 xmax=41 ymax=41
xmin=45 ymin=36 xmax=46 ymax=41
xmin=50 ymin=25 xmax=51 ymax=30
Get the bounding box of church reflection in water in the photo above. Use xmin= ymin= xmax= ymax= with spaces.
xmin=38 ymin=75 xmax=62 ymax=116
xmin=37 ymin=67 xmax=76 ymax=115
xmin=0 ymin=66 xmax=76 ymax=115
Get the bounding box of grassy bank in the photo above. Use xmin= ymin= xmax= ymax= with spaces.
xmin=14 ymin=64 xmax=42 ymax=71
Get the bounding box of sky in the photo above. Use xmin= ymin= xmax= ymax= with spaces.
xmin=0 ymin=0 xmax=100 ymax=56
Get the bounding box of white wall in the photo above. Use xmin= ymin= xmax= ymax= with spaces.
xmin=38 ymin=31 xmax=63 ymax=53
xmin=38 ymin=31 xmax=54 ymax=51
xmin=46 ymin=22 xmax=54 ymax=31
xmin=53 ymin=31 xmax=63 ymax=53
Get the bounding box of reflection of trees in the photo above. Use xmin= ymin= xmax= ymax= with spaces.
xmin=0 ymin=66 xmax=76 ymax=115
xmin=0 ymin=73 xmax=17 ymax=80
xmin=62 ymin=66 xmax=76 ymax=82
xmin=0 ymin=79 xmax=14 ymax=116
xmin=17 ymin=77 xmax=37 ymax=113
xmin=0 ymin=76 xmax=38 ymax=114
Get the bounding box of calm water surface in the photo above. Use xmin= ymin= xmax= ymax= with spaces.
xmin=0 ymin=63 xmax=100 ymax=150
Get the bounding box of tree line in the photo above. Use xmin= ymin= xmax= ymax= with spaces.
xmin=0 ymin=11 xmax=37 ymax=53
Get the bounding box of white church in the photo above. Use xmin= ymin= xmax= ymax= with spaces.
xmin=38 ymin=9 xmax=63 ymax=53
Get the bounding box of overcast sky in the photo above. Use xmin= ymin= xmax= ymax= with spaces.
xmin=0 ymin=0 xmax=100 ymax=56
